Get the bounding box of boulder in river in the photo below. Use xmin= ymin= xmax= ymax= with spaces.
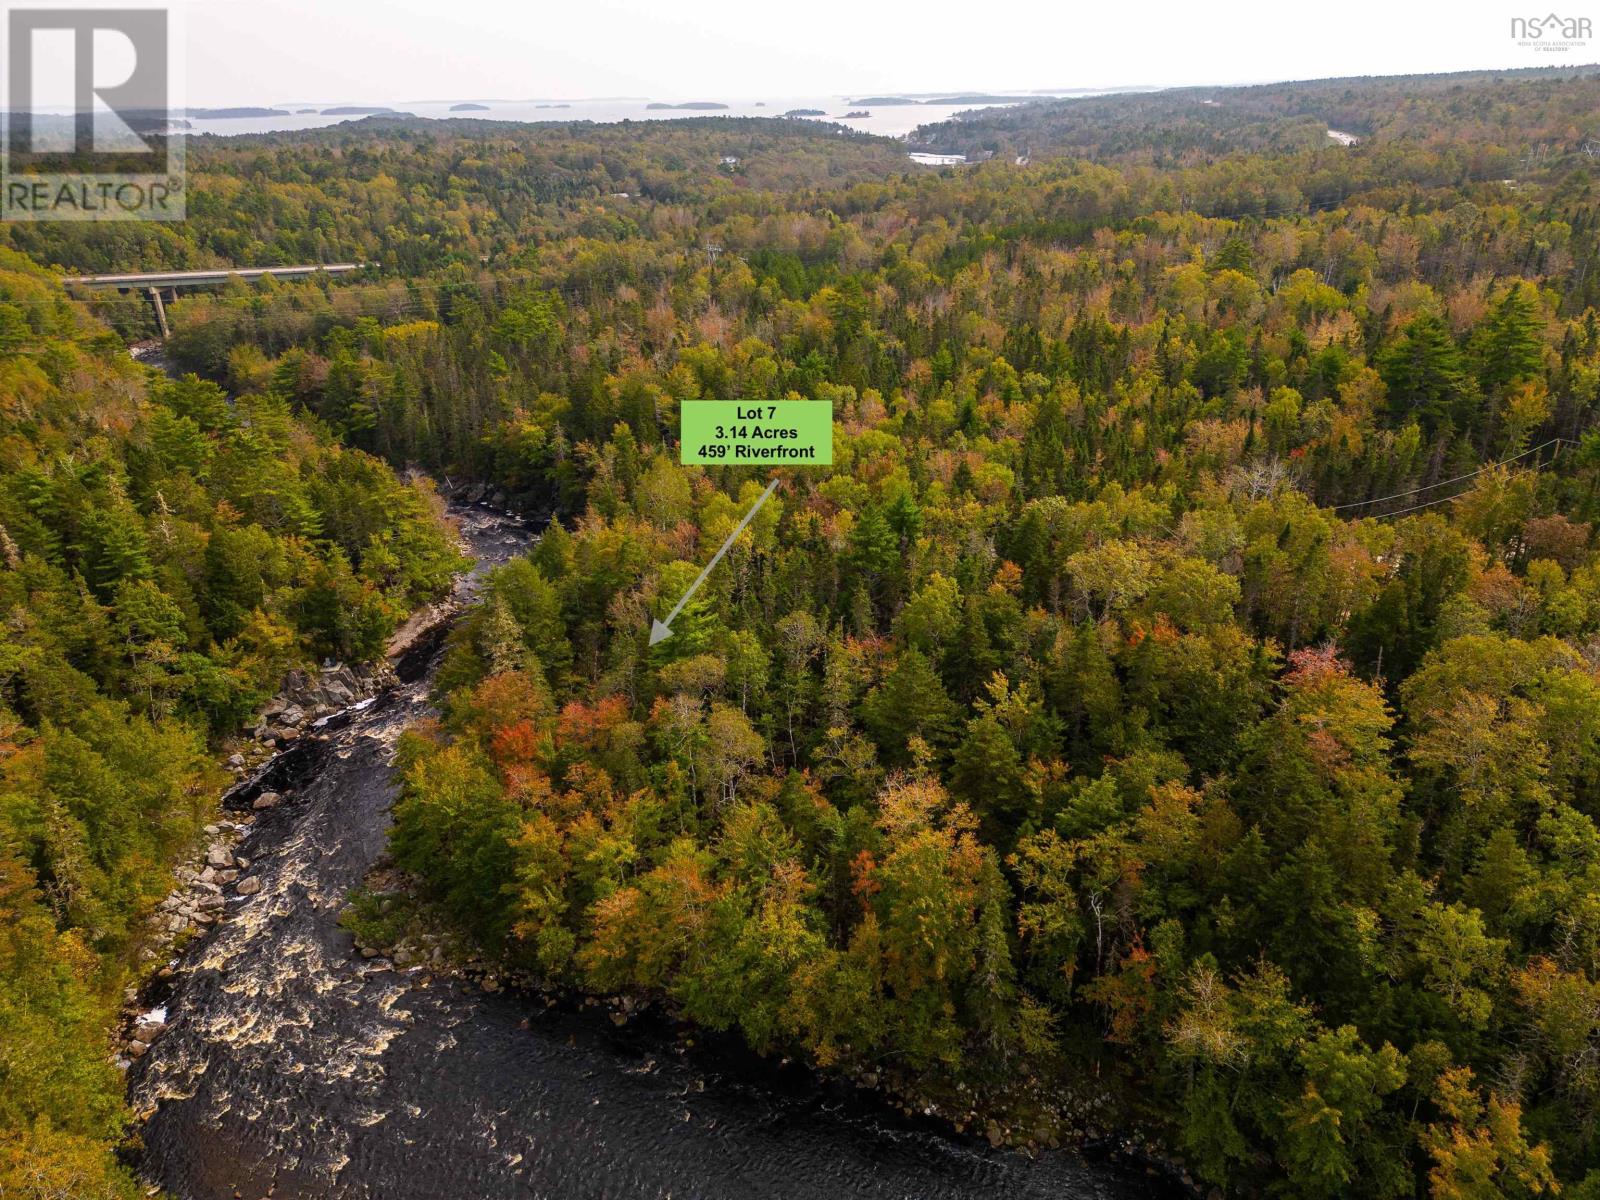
xmin=236 ymin=876 xmax=263 ymax=896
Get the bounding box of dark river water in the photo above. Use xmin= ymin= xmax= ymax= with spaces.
xmin=129 ymin=506 xmax=1171 ymax=1200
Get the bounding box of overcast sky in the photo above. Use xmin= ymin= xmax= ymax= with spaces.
xmin=173 ymin=0 xmax=1592 ymax=104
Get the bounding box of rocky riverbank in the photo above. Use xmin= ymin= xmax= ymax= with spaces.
xmin=339 ymin=867 xmax=1195 ymax=1192
xmin=116 ymin=542 xmax=468 ymax=1065
xmin=119 ymin=817 xmax=255 ymax=1062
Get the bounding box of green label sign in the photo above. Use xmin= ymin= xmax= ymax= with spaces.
xmin=680 ymin=401 xmax=833 ymax=465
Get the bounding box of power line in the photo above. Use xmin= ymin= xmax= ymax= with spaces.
xmin=1339 ymin=440 xmax=1564 ymax=520
xmin=1330 ymin=438 xmax=1563 ymax=512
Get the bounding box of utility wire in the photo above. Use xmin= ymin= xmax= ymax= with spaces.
xmin=1342 ymin=440 xmax=1564 ymax=520
xmin=1330 ymin=438 xmax=1563 ymax=511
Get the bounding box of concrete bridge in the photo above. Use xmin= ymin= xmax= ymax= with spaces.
xmin=63 ymin=263 xmax=366 ymax=336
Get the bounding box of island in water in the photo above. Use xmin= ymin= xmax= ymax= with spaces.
xmin=842 ymin=110 xmax=871 ymax=118
xmin=783 ymin=108 xmax=826 ymax=118
xmin=846 ymin=94 xmax=1036 ymax=107
xmin=922 ymin=94 xmax=1032 ymax=105
xmin=322 ymin=105 xmax=397 ymax=116
xmin=186 ymin=107 xmax=290 ymax=119
xmin=645 ymin=101 xmax=729 ymax=110
xmin=450 ymin=103 xmax=491 ymax=112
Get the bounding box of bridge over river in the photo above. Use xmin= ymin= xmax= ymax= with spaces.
xmin=63 ymin=262 xmax=366 ymax=335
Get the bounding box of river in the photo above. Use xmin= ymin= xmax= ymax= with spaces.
xmin=128 ymin=504 xmax=1171 ymax=1200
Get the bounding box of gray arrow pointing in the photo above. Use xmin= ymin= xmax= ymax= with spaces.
xmin=650 ymin=477 xmax=781 ymax=646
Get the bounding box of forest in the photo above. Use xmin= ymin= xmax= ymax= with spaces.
xmin=4 ymin=63 xmax=1600 ymax=1197
xmin=911 ymin=65 xmax=1600 ymax=163
xmin=0 ymin=249 xmax=463 ymax=1195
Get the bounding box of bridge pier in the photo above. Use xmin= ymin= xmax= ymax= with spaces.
xmin=66 ymin=261 xmax=364 ymax=292
xmin=145 ymin=286 xmax=171 ymax=339
xmin=62 ymin=263 xmax=367 ymax=341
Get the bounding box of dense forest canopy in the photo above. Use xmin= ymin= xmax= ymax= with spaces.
xmin=912 ymin=64 xmax=1600 ymax=161
xmin=4 ymin=63 xmax=1600 ymax=1198
xmin=5 ymin=116 xmax=910 ymax=277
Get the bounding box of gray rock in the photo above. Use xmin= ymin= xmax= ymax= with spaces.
xmin=235 ymin=876 xmax=263 ymax=896
xmin=205 ymin=844 xmax=232 ymax=868
xmin=253 ymin=791 xmax=282 ymax=810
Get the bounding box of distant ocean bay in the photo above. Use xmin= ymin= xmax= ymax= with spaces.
xmin=173 ymin=94 xmax=1101 ymax=140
